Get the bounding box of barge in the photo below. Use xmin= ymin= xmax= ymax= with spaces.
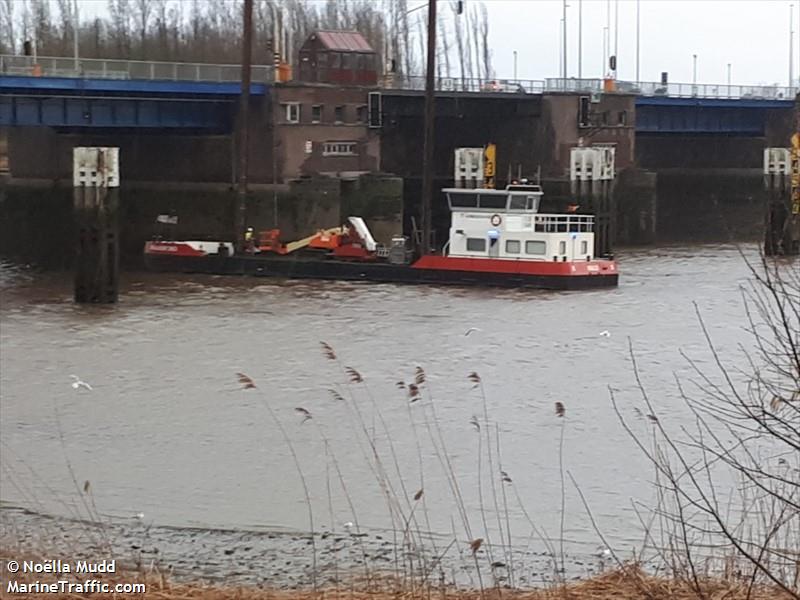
xmin=144 ymin=185 xmax=618 ymax=290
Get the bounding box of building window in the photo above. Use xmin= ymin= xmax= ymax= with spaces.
xmin=285 ymin=103 xmax=300 ymax=123
xmin=466 ymin=238 xmax=486 ymax=252
xmin=525 ymin=240 xmax=546 ymax=255
xmin=356 ymin=105 xmax=368 ymax=123
xmin=334 ymin=105 xmax=345 ymax=123
xmin=505 ymin=240 xmax=521 ymax=254
xmin=323 ymin=142 xmax=357 ymax=156
xmin=330 ymin=52 xmax=341 ymax=68
xmin=618 ymin=111 xmax=627 ymax=126
xmin=580 ymin=240 xmax=588 ymax=254
xmin=559 ymin=241 xmax=567 ymax=254
xmin=311 ymin=105 xmax=323 ymax=123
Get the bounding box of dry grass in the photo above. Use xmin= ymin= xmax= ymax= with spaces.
xmin=2 ymin=555 xmax=794 ymax=600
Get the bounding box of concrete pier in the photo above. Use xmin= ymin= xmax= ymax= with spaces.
xmin=72 ymin=148 xmax=120 ymax=303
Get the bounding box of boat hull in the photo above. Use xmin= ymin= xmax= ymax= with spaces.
xmin=143 ymin=252 xmax=618 ymax=290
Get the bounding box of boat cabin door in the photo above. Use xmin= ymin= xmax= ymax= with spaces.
xmin=488 ymin=229 xmax=500 ymax=258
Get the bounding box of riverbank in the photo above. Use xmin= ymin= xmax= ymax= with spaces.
xmin=1 ymin=551 xmax=793 ymax=600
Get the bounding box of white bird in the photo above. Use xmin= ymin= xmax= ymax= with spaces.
xmin=464 ymin=327 xmax=482 ymax=337
xmin=598 ymin=330 xmax=611 ymax=338
xmin=343 ymin=521 xmax=354 ymax=530
xmin=70 ymin=375 xmax=93 ymax=391
xmin=133 ymin=512 xmax=145 ymax=520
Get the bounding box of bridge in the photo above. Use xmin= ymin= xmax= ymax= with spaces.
xmin=0 ymin=55 xmax=270 ymax=131
xmin=1 ymin=54 xmax=796 ymax=135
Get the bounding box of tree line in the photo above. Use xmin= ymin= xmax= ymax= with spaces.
xmin=0 ymin=0 xmax=494 ymax=82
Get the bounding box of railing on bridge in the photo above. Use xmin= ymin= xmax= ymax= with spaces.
xmin=382 ymin=73 xmax=798 ymax=100
xmin=0 ymin=54 xmax=274 ymax=83
xmin=544 ymin=78 xmax=798 ymax=100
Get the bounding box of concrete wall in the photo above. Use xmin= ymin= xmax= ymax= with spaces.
xmin=540 ymin=93 xmax=636 ymax=177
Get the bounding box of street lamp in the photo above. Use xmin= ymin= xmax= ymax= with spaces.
xmin=692 ymin=54 xmax=697 ymax=84
xmin=513 ymin=50 xmax=518 ymax=81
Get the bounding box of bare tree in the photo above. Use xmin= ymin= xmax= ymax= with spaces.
xmin=1 ymin=0 xmax=15 ymax=54
xmin=614 ymin=255 xmax=800 ymax=598
xmin=133 ymin=0 xmax=153 ymax=58
xmin=478 ymin=3 xmax=491 ymax=80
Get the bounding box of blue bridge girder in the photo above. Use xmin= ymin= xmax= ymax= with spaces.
xmin=0 ymin=75 xmax=268 ymax=130
xmin=634 ymin=96 xmax=793 ymax=135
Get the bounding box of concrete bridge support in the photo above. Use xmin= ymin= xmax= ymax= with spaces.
xmin=73 ymin=148 xmax=120 ymax=303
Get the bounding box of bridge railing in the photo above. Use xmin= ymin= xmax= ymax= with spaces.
xmin=382 ymin=74 xmax=546 ymax=94
xmin=0 ymin=54 xmax=274 ymax=83
xmin=545 ymin=77 xmax=798 ymax=99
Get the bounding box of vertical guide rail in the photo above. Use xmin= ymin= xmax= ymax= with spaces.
xmin=420 ymin=0 xmax=437 ymax=255
xmin=235 ymin=0 xmax=254 ymax=253
xmin=73 ymin=147 xmax=119 ymax=303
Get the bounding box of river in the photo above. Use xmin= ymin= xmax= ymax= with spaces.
xmin=0 ymin=244 xmax=764 ymax=584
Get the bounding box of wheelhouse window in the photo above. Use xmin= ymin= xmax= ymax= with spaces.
xmin=505 ymin=240 xmax=521 ymax=254
xmin=311 ymin=105 xmax=323 ymax=123
xmin=284 ymin=103 xmax=300 ymax=123
xmin=525 ymin=240 xmax=547 ymax=255
xmin=466 ymin=238 xmax=486 ymax=252
xmin=323 ymin=142 xmax=357 ymax=156
xmin=509 ymin=196 xmax=527 ymax=210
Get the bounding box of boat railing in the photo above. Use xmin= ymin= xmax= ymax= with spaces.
xmin=534 ymin=214 xmax=595 ymax=233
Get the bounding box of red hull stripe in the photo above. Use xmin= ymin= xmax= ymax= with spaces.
xmin=144 ymin=242 xmax=206 ymax=257
xmin=411 ymin=256 xmax=617 ymax=276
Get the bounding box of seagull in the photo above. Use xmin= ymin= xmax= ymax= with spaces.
xmin=70 ymin=375 xmax=93 ymax=391
xmin=133 ymin=512 xmax=145 ymax=521
xmin=343 ymin=522 xmax=354 ymax=530
xmin=598 ymin=330 xmax=611 ymax=338
xmin=464 ymin=327 xmax=482 ymax=336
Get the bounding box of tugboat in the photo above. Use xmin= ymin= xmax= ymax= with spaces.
xmin=144 ymin=184 xmax=618 ymax=290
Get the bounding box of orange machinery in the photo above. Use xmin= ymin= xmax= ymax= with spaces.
xmin=257 ymin=221 xmax=378 ymax=261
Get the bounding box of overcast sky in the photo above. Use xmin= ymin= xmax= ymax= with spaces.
xmin=76 ymin=0 xmax=798 ymax=87
xmin=477 ymin=0 xmax=798 ymax=86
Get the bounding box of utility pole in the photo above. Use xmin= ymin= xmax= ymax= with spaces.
xmin=420 ymin=0 xmax=437 ymax=255
xmin=791 ymin=4 xmax=795 ymax=89
xmin=236 ymin=0 xmax=253 ymax=253
xmin=513 ymin=50 xmax=518 ymax=81
xmin=578 ymin=0 xmax=582 ymax=80
xmin=73 ymin=0 xmax=79 ymax=71
xmin=613 ymin=0 xmax=619 ymax=78
xmin=692 ymin=54 xmax=697 ymax=85
xmin=562 ymin=0 xmax=568 ymax=80
xmin=635 ymin=0 xmax=640 ymax=82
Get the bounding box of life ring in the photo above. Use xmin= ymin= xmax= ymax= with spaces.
xmin=490 ymin=214 xmax=502 ymax=226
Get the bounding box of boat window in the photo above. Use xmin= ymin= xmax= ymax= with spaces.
xmin=466 ymin=238 xmax=486 ymax=252
xmin=525 ymin=240 xmax=546 ymax=255
xmin=509 ymin=196 xmax=527 ymax=210
xmin=448 ymin=194 xmax=478 ymax=208
xmin=581 ymin=240 xmax=588 ymax=254
xmin=477 ymin=194 xmax=508 ymax=209
xmin=526 ymin=195 xmax=538 ymax=210
xmin=505 ymin=240 xmax=521 ymax=254
xmin=559 ymin=241 xmax=567 ymax=255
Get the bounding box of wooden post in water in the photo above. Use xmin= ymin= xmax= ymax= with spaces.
xmin=764 ymin=147 xmax=792 ymax=256
xmin=73 ymin=147 xmax=120 ymax=303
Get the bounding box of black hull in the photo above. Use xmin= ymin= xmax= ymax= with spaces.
xmin=144 ymin=254 xmax=618 ymax=290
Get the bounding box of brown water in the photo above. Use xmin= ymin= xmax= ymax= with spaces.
xmin=0 ymin=245 xmax=759 ymax=565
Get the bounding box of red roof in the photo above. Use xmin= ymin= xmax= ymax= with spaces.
xmin=313 ymin=30 xmax=374 ymax=53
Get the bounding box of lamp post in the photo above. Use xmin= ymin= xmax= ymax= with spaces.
xmin=727 ymin=62 xmax=731 ymax=98
xmin=790 ymin=4 xmax=795 ymax=89
xmin=635 ymin=0 xmax=640 ymax=83
xmin=235 ymin=0 xmax=253 ymax=253
xmin=562 ymin=0 xmax=568 ymax=80
xmin=513 ymin=50 xmax=518 ymax=81
xmin=692 ymin=54 xmax=697 ymax=84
